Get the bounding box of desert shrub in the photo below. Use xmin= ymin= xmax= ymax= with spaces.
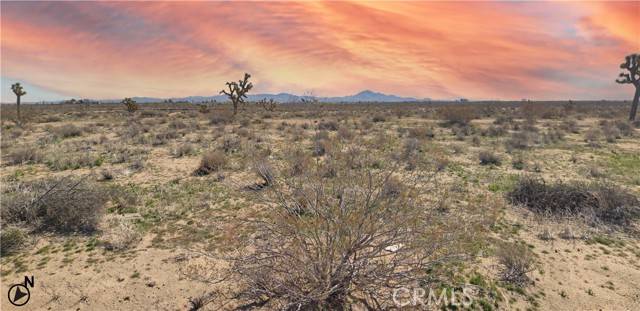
xmin=130 ymin=159 xmax=145 ymax=171
xmin=359 ymin=119 xmax=373 ymax=130
xmin=584 ymin=127 xmax=602 ymax=147
xmin=102 ymin=217 xmax=141 ymax=251
xmin=505 ymin=131 xmax=532 ymax=151
xmin=479 ymin=150 xmax=501 ymax=166
xmin=545 ymin=128 xmax=565 ymax=143
xmin=225 ymin=155 xmax=491 ymax=310
xmin=507 ymin=176 xmax=640 ymax=227
xmin=51 ymin=124 xmax=82 ymax=138
xmin=613 ymin=120 xmax=634 ymax=137
xmin=209 ymin=113 xmax=231 ymax=125
xmin=603 ymin=125 xmax=621 ymax=143
xmin=312 ymin=138 xmax=333 ymax=157
xmin=337 ymin=126 xmax=353 ymax=140
xmin=235 ymin=128 xmax=250 ymax=138
xmin=169 ymin=119 xmax=188 ymax=129
xmin=221 ymin=136 xmax=241 ymax=153
xmin=8 ymin=146 xmax=41 ymax=165
xmin=496 ymin=242 xmax=535 ymax=286
xmin=485 ymin=125 xmax=507 ymax=137
xmin=372 ymin=115 xmax=386 ymax=123
xmin=1 ymin=176 xmax=107 ymax=233
xmin=39 ymin=115 xmax=62 ymax=123
xmin=138 ymin=110 xmax=160 ymax=118
xmin=314 ymin=130 xmax=330 ymax=141
xmin=471 ymin=135 xmax=481 ymax=146
xmin=255 ymin=159 xmax=275 ymax=185
xmin=440 ymin=105 xmax=475 ymax=127
xmin=511 ymin=155 xmax=525 ymax=170
xmin=317 ymin=120 xmax=339 ymax=131
xmin=407 ymin=127 xmax=434 ymax=139
xmin=0 ymin=227 xmax=28 ymax=257
xmin=494 ymin=115 xmax=514 ymax=125
xmin=560 ymin=119 xmax=580 ymax=134
xmin=173 ymin=143 xmax=196 ymax=157
xmin=46 ymin=152 xmax=102 ymax=171
xmin=99 ymin=169 xmax=114 ymax=181
xmin=150 ymin=130 xmax=181 ymax=146
xmin=193 ymin=151 xmax=227 ymax=176
xmin=287 ymin=149 xmax=311 ymax=176
xmin=198 ymin=104 xmax=211 ymax=114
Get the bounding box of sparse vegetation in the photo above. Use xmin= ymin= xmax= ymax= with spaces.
xmin=0 ymin=99 xmax=638 ymax=310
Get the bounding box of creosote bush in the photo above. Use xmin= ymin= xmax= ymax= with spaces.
xmin=496 ymin=242 xmax=535 ymax=287
xmin=507 ymin=176 xmax=640 ymax=228
xmin=223 ymin=150 xmax=494 ymax=310
xmin=1 ymin=176 xmax=107 ymax=233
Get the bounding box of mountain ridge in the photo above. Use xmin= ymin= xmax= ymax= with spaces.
xmin=127 ymin=90 xmax=421 ymax=104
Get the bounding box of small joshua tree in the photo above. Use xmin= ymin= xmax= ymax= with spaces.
xmin=616 ymin=53 xmax=640 ymax=121
xmin=122 ymin=97 xmax=138 ymax=113
xmin=11 ymin=83 xmax=26 ymax=124
xmin=258 ymin=98 xmax=276 ymax=111
xmin=220 ymin=73 xmax=253 ymax=115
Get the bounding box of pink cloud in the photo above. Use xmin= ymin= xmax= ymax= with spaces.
xmin=1 ymin=1 xmax=637 ymax=100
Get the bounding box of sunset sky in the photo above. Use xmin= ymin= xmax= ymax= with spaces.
xmin=1 ymin=1 xmax=639 ymax=102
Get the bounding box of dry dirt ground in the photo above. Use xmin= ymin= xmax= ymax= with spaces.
xmin=1 ymin=102 xmax=639 ymax=310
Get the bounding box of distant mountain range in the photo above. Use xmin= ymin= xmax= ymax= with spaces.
xmin=124 ymin=90 xmax=421 ymax=104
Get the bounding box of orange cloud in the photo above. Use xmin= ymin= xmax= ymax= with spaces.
xmin=1 ymin=1 xmax=638 ymax=101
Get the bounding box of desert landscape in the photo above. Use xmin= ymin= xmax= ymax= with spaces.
xmin=1 ymin=98 xmax=639 ymax=310
xmin=1 ymin=1 xmax=639 ymax=310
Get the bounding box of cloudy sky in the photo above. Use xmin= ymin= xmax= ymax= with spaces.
xmin=1 ymin=1 xmax=638 ymax=102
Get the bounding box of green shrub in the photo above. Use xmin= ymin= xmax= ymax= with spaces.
xmin=0 ymin=227 xmax=28 ymax=256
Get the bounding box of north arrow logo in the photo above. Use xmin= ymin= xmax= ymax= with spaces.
xmin=7 ymin=276 xmax=34 ymax=307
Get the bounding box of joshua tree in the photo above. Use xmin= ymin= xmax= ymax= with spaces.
xmin=11 ymin=83 xmax=26 ymax=123
xmin=122 ymin=97 xmax=138 ymax=113
xmin=258 ymin=98 xmax=277 ymax=111
xmin=616 ymin=53 xmax=640 ymax=121
xmin=220 ymin=73 xmax=253 ymax=115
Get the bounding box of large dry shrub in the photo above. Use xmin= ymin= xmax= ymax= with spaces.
xmin=507 ymin=176 xmax=639 ymax=228
xmin=193 ymin=151 xmax=227 ymax=176
xmin=1 ymin=176 xmax=107 ymax=233
xmin=223 ymin=154 xmax=494 ymax=309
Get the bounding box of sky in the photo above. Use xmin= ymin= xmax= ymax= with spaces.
xmin=1 ymin=1 xmax=639 ymax=102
